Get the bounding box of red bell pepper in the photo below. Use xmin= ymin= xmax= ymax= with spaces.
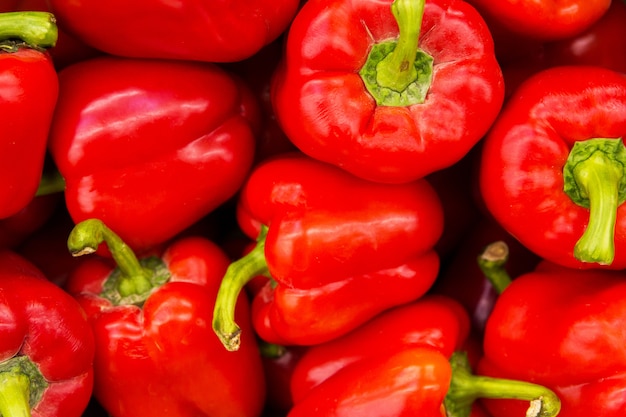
xmin=0 ymin=193 xmax=61 ymax=249
xmin=477 ymin=245 xmax=626 ymax=417
xmin=64 ymin=219 xmax=266 ymax=417
xmin=479 ymin=65 xmax=626 ymax=269
xmin=47 ymin=0 xmax=300 ymax=63
xmin=288 ymin=295 xmax=561 ymax=417
xmin=212 ymin=152 xmax=444 ymax=350
xmin=48 ymin=56 xmax=259 ymax=252
xmin=0 ymin=249 xmax=95 ymax=417
xmin=0 ymin=11 xmax=58 ymax=219
xmin=465 ymin=0 xmax=610 ymax=41
xmin=271 ymin=0 xmax=504 ymax=184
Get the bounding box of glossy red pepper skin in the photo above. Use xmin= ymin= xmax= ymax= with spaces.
xmin=289 ymin=295 xmax=470 ymax=403
xmin=0 ymin=45 xmax=58 ymax=218
xmin=479 ymin=66 xmax=626 ymax=269
xmin=0 ymin=250 xmax=95 ymax=417
xmin=221 ymin=153 xmax=444 ymax=346
xmin=465 ymin=0 xmax=610 ymax=41
xmin=271 ymin=0 xmax=504 ymax=184
xmin=65 ymin=236 xmax=266 ymax=417
xmin=47 ymin=0 xmax=299 ymax=63
xmin=478 ymin=262 xmax=626 ymax=417
xmin=48 ymin=56 xmax=258 ymax=251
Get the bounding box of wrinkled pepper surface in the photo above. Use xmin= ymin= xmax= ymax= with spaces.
xmin=213 ymin=153 xmax=444 ymax=350
xmin=272 ymin=0 xmax=504 ymax=183
xmin=0 ymin=249 xmax=95 ymax=417
xmin=48 ymin=0 xmax=300 ymax=63
xmin=0 ymin=11 xmax=58 ymax=218
xmin=48 ymin=56 xmax=259 ymax=251
xmin=479 ymin=66 xmax=626 ymax=269
xmin=64 ymin=219 xmax=266 ymax=417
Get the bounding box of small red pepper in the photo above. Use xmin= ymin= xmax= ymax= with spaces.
xmin=212 ymin=153 xmax=444 ymax=350
xmin=0 ymin=249 xmax=95 ymax=417
xmin=0 ymin=11 xmax=58 ymax=219
xmin=47 ymin=0 xmax=300 ymax=63
xmin=477 ymin=243 xmax=626 ymax=417
xmin=465 ymin=0 xmax=611 ymax=41
xmin=48 ymin=56 xmax=259 ymax=252
xmin=287 ymin=295 xmax=561 ymax=417
xmin=64 ymin=219 xmax=266 ymax=417
xmin=479 ymin=65 xmax=626 ymax=269
xmin=272 ymin=0 xmax=504 ymax=183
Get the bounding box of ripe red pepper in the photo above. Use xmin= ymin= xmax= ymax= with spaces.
xmin=47 ymin=0 xmax=300 ymax=63
xmin=212 ymin=153 xmax=444 ymax=350
xmin=64 ymin=219 xmax=266 ymax=417
xmin=48 ymin=56 xmax=259 ymax=252
xmin=0 ymin=249 xmax=95 ymax=417
xmin=477 ymin=249 xmax=626 ymax=417
xmin=287 ymin=295 xmax=561 ymax=417
xmin=0 ymin=12 xmax=58 ymax=219
xmin=479 ymin=65 xmax=626 ymax=269
xmin=272 ymin=0 xmax=504 ymax=184
xmin=465 ymin=0 xmax=610 ymax=41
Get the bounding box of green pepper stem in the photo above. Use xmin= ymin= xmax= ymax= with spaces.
xmin=0 ymin=372 xmax=31 ymax=417
xmin=67 ymin=219 xmax=153 ymax=298
xmin=35 ymin=170 xmax=65 ymax=196
xmin=477 ymin=241 xmax=512 ymax=294
xmin=563 ymin=138 xmax=626 ymax=265
xmin=213 ymin=226 xmax=270 ymax=352
xmin=445 ymin=352 xmax=561 ymax=417
xmin=375 ymin=0 xmax=424 ymax=91
xmin=0 ymin=11 xmax=57 ymax=49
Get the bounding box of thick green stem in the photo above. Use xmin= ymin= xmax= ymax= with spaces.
xmin=0 ymin=372 xmax=31 ymax=417
xmin=0 ymin=12 xmax=57 ymax=49
xmin=563 ymin=138 xmax=626 ymax=265
xmin=67 ymin=219 xmax=154 ymax=300
xmin=213 ymin=226 xmax=270 ymax=352
xmin=445 ymin=352 xmax=561 ymax=417
xmin=477 ymin=241 xmax=512 ymax=294
xmin=359 ymin=0 xmax=433 ymax=106
xmin=375 ymin=0 xmax=424 ymax=91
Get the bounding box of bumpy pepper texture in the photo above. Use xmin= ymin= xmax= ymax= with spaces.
xmin=48 ymin=56 xmax=258 ymax=251
xmin=272 ymin=0 xmax=504 ymax=183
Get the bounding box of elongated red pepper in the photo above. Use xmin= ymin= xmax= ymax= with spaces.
xmin=64 ymin=219 xmax=266 ymax=417
xmin=287 ymin=295 xmax=561 ymax=417
xmin=272 ymin=0 xmax=504 ymax=183
xmin=212 ymin=153 xmax=444 ymax=350
xmin=0 ymin=11 xmax=58 ymax=218
xmin=479 ymin=65 xmax=626 ymax=269
xmin=48 ymin=0 xmax=300 ymax=63
xmin=48 ymin=56 xmax=259 ymax=252
xmin=0 ymin=249 xmax=95 ymax=417
xmin=477 ymin=244 xmax=626 ymax=417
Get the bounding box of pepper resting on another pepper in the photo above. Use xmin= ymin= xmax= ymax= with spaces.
xmin=479 ymin=65 xmax=626 ymax=269
xmin=0 ymin=249 xmax=95 ymax=417
xmin=64 ymin=219 xmax=266 ymax=417
xmin=272 ymin=0 xmax=504 ymax=183
xmin=213 ymin=153 xmax=444 ymax=350
xmin=0 ymin=11 xmax=58 ymax=219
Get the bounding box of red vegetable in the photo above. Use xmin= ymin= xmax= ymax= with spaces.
xmin=48 ymin=0 xmax=300 ymax=63
xmin=64 ymin=219 xmax=266 ymax=417
xmin=0 ymin=249 xmax=95 ymax=417
xmin=48 ymin=56 xmax=259 ymax=252
xmin=272 ymin=0 xmax=504 ymax=183
xmin=212 ymin=153 xmax=444 ymax=350
xmin=478 ymin=255 xmax=626 ymax=417
xmin=479 ymin=65 xmax=626 ymax=269
xmin=465 ymin=0 xmax=611 ymax=41
xmin=0 ymin=12 xmax=58 ymax=219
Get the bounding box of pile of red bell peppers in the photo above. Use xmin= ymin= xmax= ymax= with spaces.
xmin=0 ymin=0 xmax=625 ymax=416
